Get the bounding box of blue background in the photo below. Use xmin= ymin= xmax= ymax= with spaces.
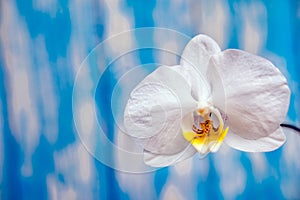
xmin=1 ymin=0 xmax=300 ymax=199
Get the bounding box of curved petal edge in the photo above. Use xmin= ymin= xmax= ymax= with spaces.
xmin=224 ymin=127 xmax=286 ymax=152
xmin=144 ymin=144 xmax=196 ymax=167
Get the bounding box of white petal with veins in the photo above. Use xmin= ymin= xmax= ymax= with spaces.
xmin=180 ymin=34 xmax=221 ymax=75
xmin=180 ymin=34 xmax=220 ymax=101
xmin=124 ymin=65 xmax=198 ymax=155
xmin=207 ymin=49 xmax=290 ymax=141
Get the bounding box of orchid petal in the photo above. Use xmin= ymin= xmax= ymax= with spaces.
xmin=225 ymin=127 xmax=286 ymax=152
xmin=180 ymin=34 xmax=221 ymax=74
xmin=143 ymin=145 xmax=196 ymax=167
xmin=207 ymin=49 xmax=290 ymax=140
xmin=180 ymin=34 xmax=220 ymax=101
xmin=124 ymin=65 xmax=198 ymax=154
xmin=178 ymin=63 xmax=211 ymax=102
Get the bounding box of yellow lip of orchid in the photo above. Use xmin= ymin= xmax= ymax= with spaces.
xmin=182 ymin=105 xmax=229 ymax=156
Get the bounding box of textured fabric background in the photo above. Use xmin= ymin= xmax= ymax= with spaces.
xmin=1 ymin=0 xmax=300 ymax=199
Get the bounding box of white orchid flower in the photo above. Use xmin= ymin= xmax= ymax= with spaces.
xmin=123 ymin=34 xmax=290 ymax=167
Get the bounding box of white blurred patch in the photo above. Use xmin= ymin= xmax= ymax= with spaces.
xmin=214 ymin=145 xmax=246 ymax=199
xmin=174 ymin=157 xmax=193 ymax=176
xmin=32 ymin=0 xmax=58 ymax=17
xmin=153 ymin=0 xmax=192 ymax=33
xmin=280 ymin=129 xmax=300 ymax=199
xmin=115 ymin=169 xmax=156 ymax=200
xmin=1 ymin=0 xmax=40 ymax=177
xmin=153 ymin=32 xmax=180 ymax=66
xmin=248 ymin=153 xmax=268 ymax=181
xmin=104 ymin=0 xmax=139 ymax=79
xmin=69 ymin=0 xmax=137 ymax=82
xmin=77 ymin=144 xmax=92 ymax=182
xmin=105 ymin=0 xmax=133 ymax=34
xmin=114 ymin=129 xmax=145 ymax=171
xmin=54 ymin=142 xmax=93 ymax=184
xmin=35 ymin=36 xmax=59 ymax=144
xmin=68 ymin=0 xmax=97 ymax=75
xmin=53 ymin=142 xmax=95 ymax=199
xmin=109 ymin=48 xmax=141 ymax=80
xmin=238 ymin=2 xmax=267 ymax=54
xmin=105 ymin=0 xmax=134 ymax=56
xmin=193 ymin=156 xmax=209 ymax=180
xmin=72 ymin=54 xmax=95 ymax=148
xmin=190 ymin=1 xmax=229 ymax=49
xmin=78 ymin=99 xmax=95 ymax=137
xmin=158 ymin=159 xmax=198 ymax=200
xmin=47 ymin=174 xmax=77 ymax=200
xmin=161 ymin=184 xmax=184 ymax=200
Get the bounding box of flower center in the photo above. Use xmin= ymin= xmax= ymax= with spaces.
xmin=182 ymin=105 xmax=229 ymax=155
